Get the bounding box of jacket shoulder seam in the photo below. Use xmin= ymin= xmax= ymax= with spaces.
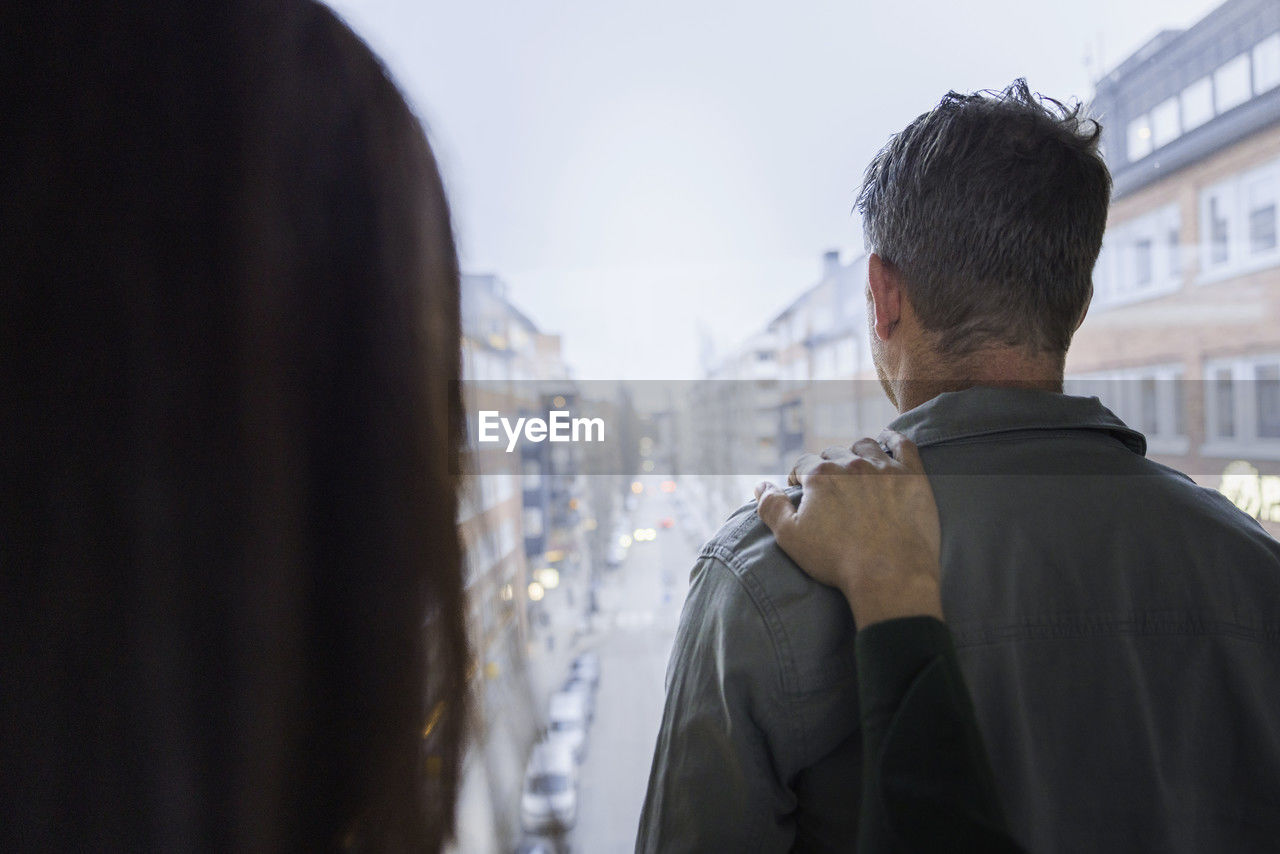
xmin=699 ymin=550 xmax=807 ymax=758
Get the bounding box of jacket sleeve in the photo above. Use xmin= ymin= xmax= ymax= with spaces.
xmin=855 ymin=616 xmax=1025 ymax=853
xmin=636 ymin=556 xmax=799 ymax=853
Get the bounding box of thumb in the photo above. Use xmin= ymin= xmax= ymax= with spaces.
xmin=754 ymin=482 xmax=798 ymax=546
xmin=878 ymin=429 xmax=924 ymax=473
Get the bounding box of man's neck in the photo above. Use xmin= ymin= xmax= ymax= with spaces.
xmin=893 ymin=348 xmax=1065 ymax=413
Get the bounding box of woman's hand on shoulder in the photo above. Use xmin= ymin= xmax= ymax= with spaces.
xmin=754 ymin=430 xmax=943 ymax=628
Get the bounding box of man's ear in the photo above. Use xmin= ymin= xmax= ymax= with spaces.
xmin=867 ymin=253 xmax=902 ymax=342
xmin=1076 ymin=291 xmax=1091 ymax=331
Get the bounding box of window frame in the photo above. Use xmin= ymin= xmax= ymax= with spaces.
xmin=1094 ymin=203 xmax=1182 ymax=309
xmin=1214 ymin=52 xmax=1253 ymax=115
xmin=1066 ymin=363 xmax=1189 ymax=456
xmin=1180 ymin=76 xmax=1214 ymax=132
xmin=1198 ymin=155 xmax=1280 ymax=284
xmin=1203 ymin=353 xmax=1280 ymax=460
xmin=1253 ymin=33 xmax=1280 ymax=96
xmin=1151 ymin=96 xmax=1180 ymax=149
xmin=1127 ymin=112 xmax=1154 ymax=162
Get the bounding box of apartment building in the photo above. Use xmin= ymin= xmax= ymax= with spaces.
xmin=1070 ymin=0 xmax=1280 ymax=536
xmin=459 ymin=273 xmax=539 ymax=676
xmin=453 ymin=273 xmax=593 ymax=850
xmin=678 ymin=0 xmax=1280 ymax=541
xmin=460 ymin=272 xmax=592 ymax=669
xmin=682 ymin=251 xmax=887 ymax=524
xmin=687 ymin=328 xmax=783 ymax=523
xmin=758 ymin=251 xmax=888 ymax=468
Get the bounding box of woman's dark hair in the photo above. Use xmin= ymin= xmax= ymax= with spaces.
xmin=856 ymin=79 xmax=1112 ymax=356
xmin=2 ymin=2 xmax=468 ymax=850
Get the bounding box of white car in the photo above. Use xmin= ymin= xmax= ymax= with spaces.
xmin=546 ymin=690 xmax=589 ymax=762
xmin=520 ymin=741 xmax=578 ymax=834
xmin=571 ymin=651 xmax=600 ymax=688
xmin=561 ymin=676 xmax=595 ymax=723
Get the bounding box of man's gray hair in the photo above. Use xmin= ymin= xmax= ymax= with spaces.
xmin=856 ymin=79 xmax=1111 ymax=356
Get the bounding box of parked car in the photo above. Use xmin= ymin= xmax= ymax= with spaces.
xmin=520 ymin=741 xmax=578 ymax=834
xmin=513 ymin=841 xmax=556 ymax=854
xmin=562 ymin=676 xmax=595 ymax=722
xmin=547 ymin=690 xmax=589 ymax=762
xmin=513 ymin=839 xmax=565 ymax=854
xmin=571 ymin=650 xmax=600 ymax=688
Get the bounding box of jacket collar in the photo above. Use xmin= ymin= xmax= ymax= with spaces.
xmin=887 ymin=386 xmax=1148 ymax=456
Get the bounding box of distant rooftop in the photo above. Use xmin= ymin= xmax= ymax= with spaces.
xmin=1098 ymin=29 xmax=1184 ymax=89
xmin=1089 ymin=0 xmax=1280 ymax=199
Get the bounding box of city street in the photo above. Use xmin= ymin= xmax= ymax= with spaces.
xmin=567 ymin=481 xmax=696 ymax=852
xmin=515 ymin=477 xmax=700 ymax=853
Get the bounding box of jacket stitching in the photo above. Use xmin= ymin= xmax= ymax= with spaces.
xmin=701 ymin=549 xmax=809 ymax=763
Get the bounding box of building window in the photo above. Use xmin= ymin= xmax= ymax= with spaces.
xmin=835 ymin=337 xmax=855 ymax=376
xmin=1151 ymin=96 xmax=1180 ymax=148
xmin=1209 ymin=195 xmax=1230 ymax=265
xmin=499 ymin=518 xmax=516 ymax=558
xmin=1251 ymin=204 xmax=1277 ymax=255
xmin=1066 ymin=364 xmax=1186 ymax=454
xmin=1127 ymin=114 xmax=1153 ymax=161
xmin=1095 ymin=203 xmax=1180 ymax=309
xmin=1214 ymin=367 xmax=1236 ymax=439
xmin=1200 ymin=156 xmax=1280 ymax=279
xmin=813 ymin=342 xmax=838 ymax=379
xmin=465 ymin=532 xmax=495 ymax=583
xmin=1214 ymin=53 xmax=1252 ymax=114
xmin=1139 ymin=377 xmax=1159 ymax=435
xmin=1259 ymin=364 xmax=1280 ymax=439
xmin=1181 ymin=77 xmax=1214 ymax=131
xmin=1204 ymin=356 xmax=1280 ymax=457
xmin=1248 ymin=177 xmax=1278 ymax=255
xmin=1254 ymin=33 xmax=1280 ymax=95
xmin=783 ymin=403 xmax=803 ymax=434
xmin=1173 ymin=379 xmax=1186 ymax=437
xmin=496 ymin=472 xmax=514 ymax=503
xmin=1093 ymin=237 xmax=1113 ymax=304
xmin=523 ymin=507 xmax=543 ymax=539
xmin=1133 ymin=238 xmax=1153 ymax=286
xmin=857 ymin=327 xmax=873 ymax=375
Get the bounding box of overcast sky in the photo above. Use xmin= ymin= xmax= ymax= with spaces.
xmin=327 ymin=0 xmax=1224 ymax=379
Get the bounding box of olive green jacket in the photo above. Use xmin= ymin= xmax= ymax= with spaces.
xmin=638 ymin=387 xmax=1280 ymax=853
xmin=854 ymin=616 xmax=1022 ymax=853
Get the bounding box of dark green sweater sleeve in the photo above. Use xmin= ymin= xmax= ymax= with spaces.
xmin=855 ymin=616 xmax=1025 ymax=853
